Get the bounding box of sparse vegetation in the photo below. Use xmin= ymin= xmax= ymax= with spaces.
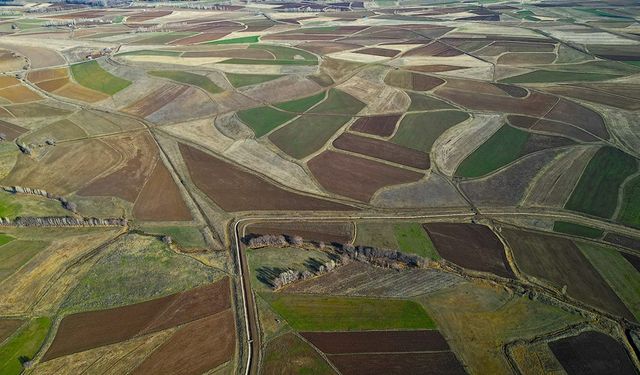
xmin=148 ymin=70 xmax=223 ymax=94
xmin=70 ymin=61 xmax=131 ymax=95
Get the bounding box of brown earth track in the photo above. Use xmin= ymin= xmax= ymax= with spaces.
xmin=548 ymin=331 xmax=637 ymax=375
xmin=245 ymin=221 xmax=354 ymax=244
xmin=403 ymin=41 xmax=462 ymax=57
xmin=78 ymin=132 xmax=158 ymax=202
xmin=507 ymin=115 xmax=598 ymax=142
xmin=354 ymin=47 xmax=399 ymax=57
xmin=0 ymin=119 xmax=27 ymax=140
xmin=349 ymin=115 xmax=400 ymax=137
xmin=181 ymin=49 xmax=273 ymax=59
xmin=604 ymin=233 xmax=640 ymax=252
xmin=327 ymin=352 xmax=466 ymax=375
xmin=179 ymin=143 xmax=355 ymax=212
xmin=42 ymin=277 xmax=230 ymax=361
xmin=0 ymin=319 xmax=23 ymax=343
xmin=308 ymin=150 xmax=424 ymax=202
xmin=544 ymin=99 xmax=608 ymax=139
xmin=169 ymin=32 xmax=227 ymax=45
xmin=131 ymin=310 xmax=235 ymax=375
xmin=423 ymin=223 xmax=514 ymax=279
xmin=333 ymin=133 xmax=429 ymax=169
xmin=123 ymin=84 xmax=189 ymax=118
xmin=298 ymin=41 xmax=363 ymax=55
xmin=501 ymin=229 xmax=635 ymax=321
xmin=301 ymin=330 xmax=450 ymax=354
xmin=133 ymin=160 xmax=192 ymax=221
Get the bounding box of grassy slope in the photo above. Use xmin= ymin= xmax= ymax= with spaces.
xmin=225 ymin=73 xmax=283 ymax=88
xmin=148 ymin=70 xmax=222 ymax=94
xmin=274 ymin=91 xmax=325 ymax=112
xmin=0 ymin=317 xmax=51 ymax=375
xmin=0 ymin=240 xmax=48 ymax=282
xmin=0 ymin=234 xmax=13 ymax=247
xmin=70 ymin=61 xmax=131 ymax=95
xmin=62 ymin=234 xmax=220 ymax=313
xmin=208 ymin=35 xmax=260 ymax=45
xmin=579 ymin=242 xmax=640 ymax=320
xmin=0 ymin=191 xmax=69 ymax=219
xmin=262 ymin=333 xmax=335 ymax=375
xmin=136 ymin=225 xmax=206 ymax=249
xmin=394 ymin=223 xmax=440 ymax=260
xmin=553 ymin=221 xmax=603 ymax=239
xmin=617 ymin=174 xmax=640 ymax=228
xmin=355 ymin=222 xmax=399 ymax=249
xmin=456 ymin=125 xmax=530 ymax=178
xmin=264 ymin=293 xmax=436 ymax=331
xmin=565 ymin=147 xmax=637 ymax=218
xmin=392 ymin=111 xmax=469 ymax=152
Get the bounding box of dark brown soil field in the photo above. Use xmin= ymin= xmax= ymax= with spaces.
xmin=501 ymin=229 xmax=634 ymax=320
xmin=333 ymin=133 xmax=430 ymax=169
xmin=169 ymin=32 xmax=227 ymax=45
xmin=123 ymin=84 xmax=189 ymax=118
xmin=507 ymin=115 xmax=598 ymax=142
xmin=423 ymin=223 xmax=514 ymax=278
xmin=349 ymin=115 xmax=400 ymax=137
xmin=544 ymin=85 xmax=640 ymax=111
xmin=604 ymin=233 xmax=640 ymax=251
xmin=126 ymin=10 xmax=172 ymax=23
xmin=413 ymin=73 xmax=445 ymax=91
xmin=494 ymin=83 xmax=528 ymax=98
xmin=404 ymin=41 xmax=462 ymax=57
xmin=0 ymin=119 xmax=27 ymax=140
xmin=308 ymin=150 xmax=424 ymax=202
xmin=355 ymin=47 xmax=400 ymax=57
xmin=179 ymin=143 xmax=355 ymax=212
xmin=545 ymin=99 xmax=608 ymax=139
xmin=43 ymin=277 xmax=230 ymax=360
xmin=36 ymin=78 xmax=69 ymax=92
xmin=436 ymin=87 xmax=556 ymax=117
xmin=182 ymin=48 xmax=273 ymax=59
xmin=298 ymin=41 xmax=363 ymax=54
xmin=621 ymin=252 xmax=640 ymax=273
xmin=133 ymin=161 xmax=192 ymax=221
xmin=0 ymin=318 xmax=23 ymax=343
xmin=328 ymin=352 xmax=466 ymax=375
xmin=246 ymin=221 xmax=354 ymax=244
xmin=132 ymin=310 xmax=235 ymax=375
xmin=301 ymin=330 xmax=450 ymax=354
xmin=78 ymin=132 xmax=157 ymax=202
xmin=549 ymin=331 xmax=636 ymax=375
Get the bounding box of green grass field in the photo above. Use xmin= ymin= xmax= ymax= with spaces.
xmin=617 ymin=175 xmax=640 ymax=229
xmin=264 ymin=293 xmax=436 ymax=331
xmin=456 ymin=125 xmax=530 ymax=178
xmin=0 ymin=317 xmax=51 ymax=375
xmin=392 ymin=111 xmax=469 ymax=152
xmin=270 ymin=89 xmax=365 ymax=158
xmin=0 ymin=191 xmax=69 ymax=219
xmin=62 ymin=234 xmax=219 ymax=313
xmin=408 ymin=93 xmax=456 ymax=112
xmin=136 ymin=225 xmax=207 ymax=249
xmin=501 ymin=70 xmax=621 ymax=83
xmin=70 ymin=61 xmax=131 ymax=95
xmin=262 ymin=333 xmax=334 ymax=375
xmin=565 ymin=147 xmax=637 ymax=218
xmin=355 ymin=222 xmax=399 ymax=249
xmin=579 ymin=242 xmax=640 ymax=320
xmin=553 ymin=221 xmax=603 ymax=239
xmin=0 ymin=234 xmax=13 ymax=247
xmin=0 ymin=240 xmax=48 ymax=282
xmin=148 ymin=70 xmax=223 ymax=94
xmin=394 ymin=223 xmax=440 ymax=260
xmin=225 ymin=73 xmax=283 ymax=88
xmin=208 ymin=35 xmax=260 ymax=44
xmin=274 ymin=92 xmax=325 ymax=112
xmin=237 ymin=107 xmax=296 ymax=138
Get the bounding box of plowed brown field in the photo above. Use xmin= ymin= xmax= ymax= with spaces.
xmin=133 ymin=161 xmax=192 ymax=221
xmin=302 ymin=330 xmax=450 ymax=353
xmin=349 ymin=115 xmax=400 ymax=136
xmin=328 ymin=352 xmax=466 ymax=375
xmin=333 ymin=133 xmax=430 ymax=169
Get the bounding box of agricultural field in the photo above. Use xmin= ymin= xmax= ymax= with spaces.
xmin=0 ymin=1 xmax=639 ymax=374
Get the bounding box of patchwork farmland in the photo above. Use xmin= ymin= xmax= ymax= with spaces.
xmin=0 ymin=1 xmax=639 ymax=374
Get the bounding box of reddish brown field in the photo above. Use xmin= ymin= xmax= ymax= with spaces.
xmin=545 ymin=99 xmax=609 ymax=139
xmin=43 ymin=277 xmax=230 ymax=361
xmin=35 ymin=78 xmax=69 ymax=92
xmin=132 ymin=310 xmax=235 ymax=375
xmin=507 ymin=115 xmax=598 ymax=142
xmin=0 ymin=119 xmax=27 ymax=140
xmin=0 ymin=85 xmax=42 ymax=103
xmin=333 ymin=133 xmax=429 ymax=169
xmin=543 ymin=85 xmax=640 ymax=111
xmin=28 ymin=68 xmax=67 ymax=83
xmin=443 ymin=78 xmax=523 ymax=97
xmin=133 ymin=161 xmax=192 ymax=221
xmin=123 ymin=84 xmax=189 ymax=118
xmin=308 ymin=150 xmax=424 ymax=202
xmin=182 ymin=48 xmax=273 ymax=59
xmin=423 ymin=223 xmax=514 ymax=278
xmin=549 ymin=331 xmax=636 ymax=375
xmin=179 ymin=143 xmax=355 ymax=212
xmin=126 ymin=10 xmax=172 ymax=23
xmin=355 ymin=47 xmax=400 ymax=57
xmin=245 ymin=221 xmax=354 ymax=244
xmin=404 ymin=41 xmax=462 ymax=57
xmin=349 ymin=115 xmax=400 ymax=137
xmin=0 ymin=319 xmax=23 ymax=343
xmin=328 ymin=352 xmax=466 ymax=375
xmin=55 ymin=83 xmax=109 ymax=103
xmin=302 ymin=330 xmax=450 ymax=354
xmin=436 ymin=87 xmax=557 ymax=117
xmin=169 ymin=32 xmax=227 ymax=45
xmin=78 ymin=132 xmax=157 ymax=202
xmin=298 ymin=41 xmax=363 ymax=54
xmin=413 ymin=73 xmax=445 ymax=91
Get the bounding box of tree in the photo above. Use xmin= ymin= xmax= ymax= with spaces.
xmin=290 ymin=235 xmax=303 ymax=247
